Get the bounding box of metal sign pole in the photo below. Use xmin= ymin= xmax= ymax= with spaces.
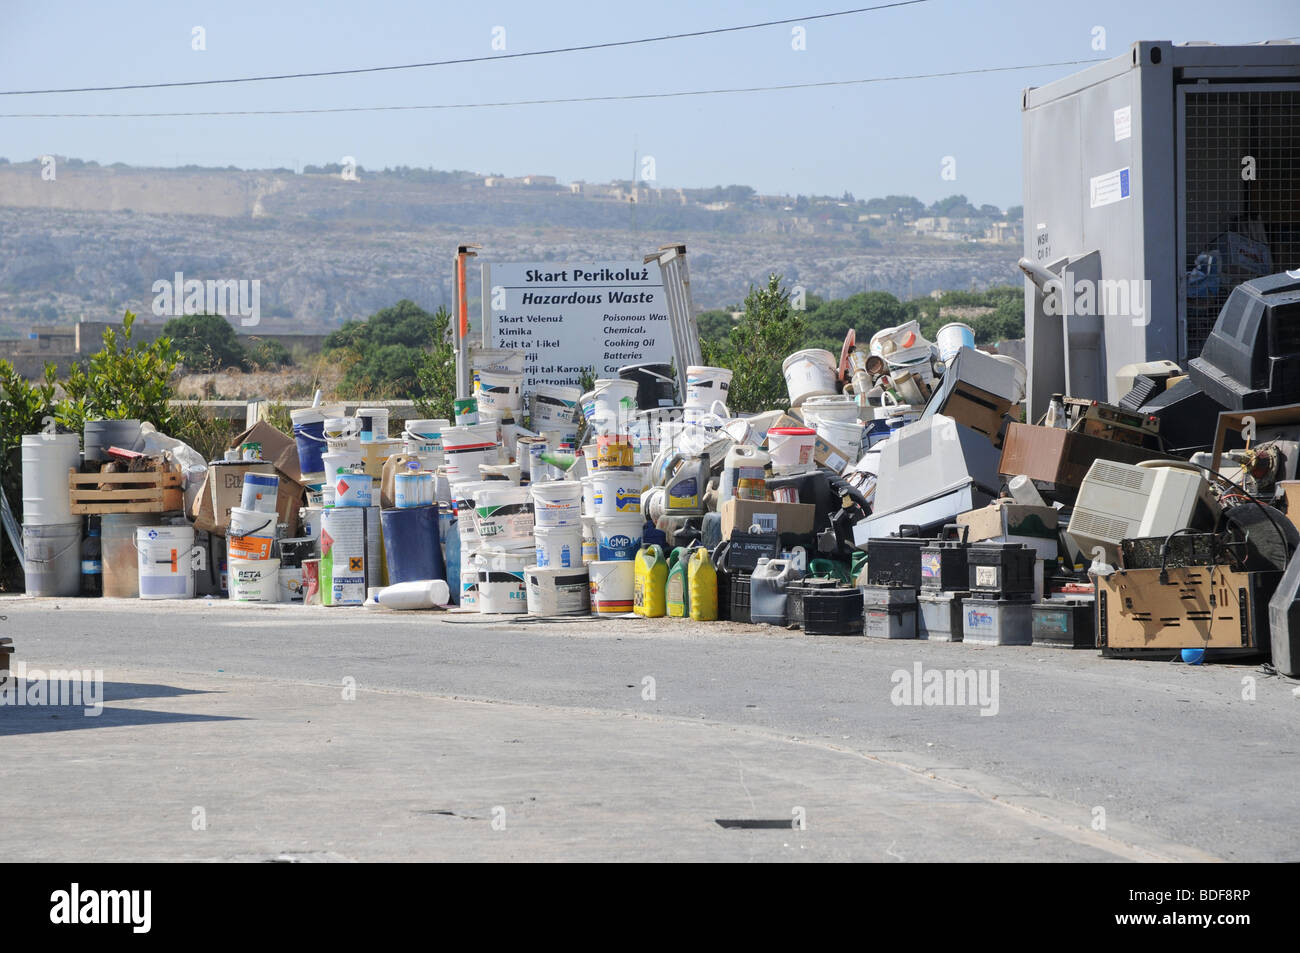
xmin=454 ymin=243 xmax=480 ymax=399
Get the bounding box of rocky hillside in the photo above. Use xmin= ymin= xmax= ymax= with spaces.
xmin=0 ymin=164 xmax=1020 ymax=334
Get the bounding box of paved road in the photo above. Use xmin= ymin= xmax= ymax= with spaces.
xmin=2 ymin=596 xmax=1296 ymax=861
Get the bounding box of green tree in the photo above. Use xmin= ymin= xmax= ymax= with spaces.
xmin=60 ymin=312 xmax=180 ymax=435
xmin=164 ymin=313 xmax=248 ymax=371
xmin=412 ymin=306 xmax=457 ymax=419
xmin=701 ymin=274 xmax=806 ymax=413
xmin=244 ymin=337 xmax=293 ymax=370
xmin=327 ymin=299 xmax=443 ymax=398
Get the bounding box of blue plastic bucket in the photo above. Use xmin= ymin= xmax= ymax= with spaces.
xmin=380 ymin=504 xmax=445 ymax=585
xmin=292 ymin=405 xmax=339 ymax=479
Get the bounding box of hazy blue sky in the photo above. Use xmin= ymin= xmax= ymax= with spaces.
xmin=1 ymin=0 xmax=1296 ymax=208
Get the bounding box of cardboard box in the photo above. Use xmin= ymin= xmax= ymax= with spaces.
xmin=721 ymin=498 xmax=815 ymax=541
xmin=231 ymin=420 xmax=304 ymax=483
xmin=812 ymin=433 xmax=853 ymax=474
xmin=957 ymin=502 xmax=1060 ymax=562
xmin=190 ymin=461 xmax=304 ymax=536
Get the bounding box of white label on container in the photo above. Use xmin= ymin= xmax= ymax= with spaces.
xmin=975 ymin=565 xmax=999 ymax=588
xmin=752 ymin=512 xmax=778 ymax=533
xmin=1089 ymin=167 xmax=1131 ymax=208
xmin=1113 ymin=105 xmax=1131 ymax=142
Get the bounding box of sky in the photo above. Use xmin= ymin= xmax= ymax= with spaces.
xmin=1 ymin=0 xmax=1297 ymax=209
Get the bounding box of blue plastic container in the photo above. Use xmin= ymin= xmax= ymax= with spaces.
xmin=293 ymin=417 xmax=327 ymax=477
xmin=380 ymin=504 xmax=445 ymax=585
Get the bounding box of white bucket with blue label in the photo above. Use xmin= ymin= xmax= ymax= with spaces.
xmin=240 ymin=471 xmax=280 ymax=513
xmin=595 ymin=515 xmax=642 ymax=561
xmin=534 ymin=524 xmax=582 ymax=569
xmin=584 ymin=471 xmax=642 ymax=518
xmin=334 ymin=471 xmax=373 ymax=508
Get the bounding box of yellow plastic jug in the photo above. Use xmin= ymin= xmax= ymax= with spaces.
xmin=688 ymin=548 xmax=718 ymax=621
xmin=633 ymin=544 xmax=667 ymax=618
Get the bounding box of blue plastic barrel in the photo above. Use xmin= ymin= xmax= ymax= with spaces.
xmin=380 ymin=504 xmax=445 ymax=585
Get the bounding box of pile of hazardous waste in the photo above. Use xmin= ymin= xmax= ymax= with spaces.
xmin=14 ymin=271 xmax=1300 ymax=676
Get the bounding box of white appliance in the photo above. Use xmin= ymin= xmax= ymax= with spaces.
xmin=1066 ymin=460 xmax=1219 ymax=564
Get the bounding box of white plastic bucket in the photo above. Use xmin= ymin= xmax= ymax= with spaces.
xmin=581 ymin=379 xmax=638 ymax=433
xmin=936 ymin=323 xmax=976 ymax=363
xmin=454 ymin=481 xmax=495 ymax=544
xmin=530 ymin=480 xmax=583 ymax=527
xmin=473 ymin=348 xmax=526 ymax=375
xmin=227 ymin=506 xmax=276 ymax=560
xmin=278 ymin=566 xmax=305 ymax=603
xmin=767 ymin=426 xmax=817 ymax=469
xmin=322 ymin=449 xmax=363 ymax=476
xmin=782 ymin=349 xmax=838 ymax=406
xmin=334 ymin=471 xmax=373 ymax=508
xmin=534 ymin=524 xmax=583 ymax=570
xmin=136 ymin=525 xmax=195 ymax=600
xmin=323 ymin=417 xmax=360 ymax=441
xmin=356 ymin=407 xmax=389 ymax=442
xmin=229 ymin=557 xmax=280 ymax=603
xmin=801 ymin=394 xmax=860 ymax=425
xmin=476 ymin=549 xmax=529 ymax=614
xmin=403 ymin=418 xmax=447 ymax=456
xmin=473 ymin=483 xmax=534 ymax=548
xmin=588 ymin=559 xmax=634 ymax=615
xmin=476 ymin=368 xmax=524 ymax=417
xmin=584 ymin=471 xmax=642 ymax=517
xmin=240 ymin=472 xmax=279 ymax=513
xmin=685 ymin=365 xmax=733 ymax=408
xmin=526 ymin=565 xmax=590 ymax=616
xmin=478 ymin=462 xmax=521 ymax=484
xmin=460 ymin=541 xmax=480 ymax=610
xmin=815 ymin=416 xmax=866 ymax=460
xmin=443 ymin=422 xmax=500 ymax=484
xmin=531 ymin=383 xmax=582 ymax=430
xmin=595 ymin=515 xmax=642 ymax=561
xmin=21 ymin=433 xmax=80 ymax=525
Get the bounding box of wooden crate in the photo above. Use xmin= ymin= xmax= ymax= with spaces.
xmin=68 ymin=467 xmax=183 ymax=515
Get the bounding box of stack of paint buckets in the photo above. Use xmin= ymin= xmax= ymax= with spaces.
xmin=579 ymin=378 xmax=642 ymax=616
xmin=445 ymin=392 xmax=501 ymax=610
xmin=227 ymin=470 xmax=282 ymax=602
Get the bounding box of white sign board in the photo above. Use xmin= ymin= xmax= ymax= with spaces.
xmin=483 ymin=261 xmax=672 ymax=391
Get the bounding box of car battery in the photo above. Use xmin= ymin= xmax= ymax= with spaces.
xmin=1032 ymin=599 xmax=1096 ymax=648
xmin=801 ymin=585 xmax=863 ymax=635
xmin=963 ymin=596 xmax=1033 ymax=645
xmin=917 ymin=589 xmax=968 ymax=642
xmin=726 ymin=531 xmax=781 ymax=571
xmin=866 ymin=526 xmax=927 ymax=589
xmin=862 ymin=584 xmax=917 ymax=639
xmin=786 ymin=577 xmax=842 ymax=628
xmin=967 ymin=542 xmax=1036 ymax=597
xmin=919 ymin=523 xmax=969 ymax=591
